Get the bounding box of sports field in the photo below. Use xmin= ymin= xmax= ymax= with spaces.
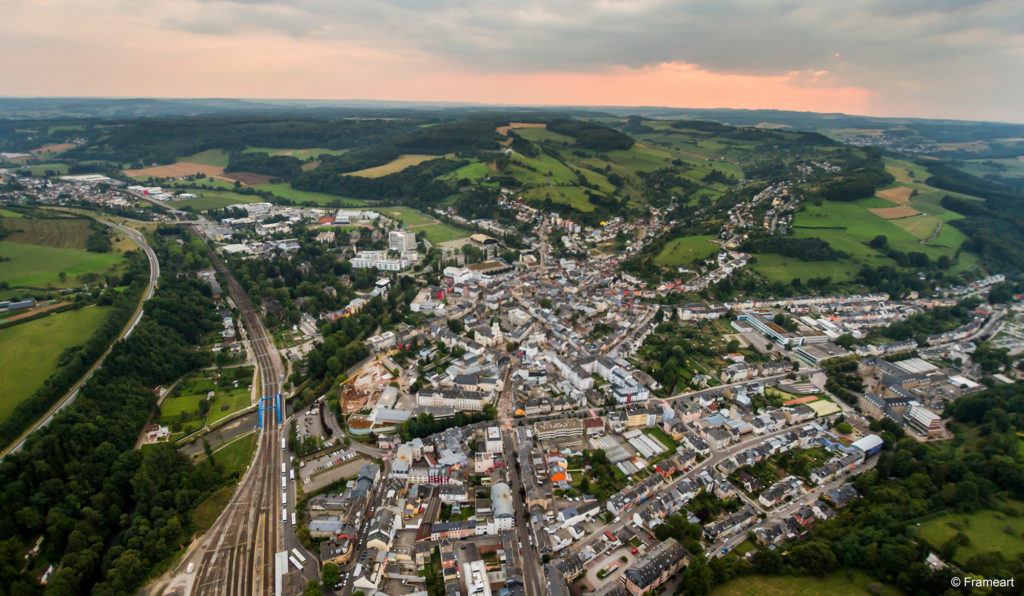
xmin=654 ymin=235 xmax=719 ymax=267
xmin=711 ymin=569 xmax=898 ymax=596
xmin=0 ymin=306 xmax=112 ymax=422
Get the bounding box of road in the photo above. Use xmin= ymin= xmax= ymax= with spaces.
xmin=563 ymin=425 xmax=802 ymax=558
xmin=1 ymin=219 xmax=160 ymax=458
xmin=504 ymin=431 xmax=545 ymax=596
xmin=161 ymin=242 xmax=286 ymax=596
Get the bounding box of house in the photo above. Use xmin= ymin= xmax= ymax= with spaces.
xmin=619 ymin=538 xmax=690 ymax=596
xmin=823 ymin=484 xmax=859 ymax=508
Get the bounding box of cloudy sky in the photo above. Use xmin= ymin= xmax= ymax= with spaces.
xmin=3 ymin=0 xmax=1023 ymax=121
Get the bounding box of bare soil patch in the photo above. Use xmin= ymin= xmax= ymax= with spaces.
xmin=123 ymin=161 xmax=227 ymax=179
xmin=876 ymin=186 xmax=913 ymax=205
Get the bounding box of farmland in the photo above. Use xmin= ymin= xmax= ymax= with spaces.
xmin=915 ymin=500 xmax=1024 ymax=566
xmin=349 ymin=154 xmax=438 ymax=177
xmin=179 ymin=149 xmax=230 ymax=167
xmin=654 ymin=235 xmax=719 ymax=267
xmin=0 ymin=217 xmax=126 ymax=290
xmin=253 ymin=183 xmax=368 ymax=206
xmin=123 ymin=161 xmax=228 ymax=180
xmin=243 ymin=147 xmax=348 ymax=160
xmin=378 ymin=205 xmax=470 ymax=244
xmin=0 ymin=306 xmax=112 ymax=423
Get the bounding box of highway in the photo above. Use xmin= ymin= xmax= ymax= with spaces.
xmin=1 ymin=219 xmax=160 ymax=458
xmin=162 ymin=242 xmax=286 ymax=596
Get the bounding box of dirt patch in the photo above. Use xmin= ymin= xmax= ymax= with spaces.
xmin=31 ymin=143 xmax=76 ymax=154
xmin=123 ymin=161 xmax=227 ymax=179
xmin=869 ymin=205 xmax=921 ymax=219
xmin=496 ymin=122 xmax=547 ymax=136
xmin=2 ymin=301 xmax=70 ymax=323
xmin=224 ymin=171 xmax=274 ymax=185
xmin=876 ymin=186 xmax=914 ymax=205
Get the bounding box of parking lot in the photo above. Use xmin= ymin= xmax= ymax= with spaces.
xmin=299 ymin=449 xmax=366 ymax=492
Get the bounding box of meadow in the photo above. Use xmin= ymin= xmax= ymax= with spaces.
xmin=710 ymin=569 xmax=899 ymax=596
xmin=0 ymin=306 xmax=112 ymax=422
xmin=0 ymin=216 xmax=126 ymax=289
xmin=654 ymin=235 xmax=719 ymax=267
xmin=158 ymin=366 xmax=254 ymax=438
xmin=253 ymin=183 xmax=367 ymax=206
xmin=915 ymin=500 xmax=1024 ymax=565
xmin=243 ymin=147 xmax=349 ymax=160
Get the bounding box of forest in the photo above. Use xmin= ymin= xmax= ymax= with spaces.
xmin=0 ymin=229 xmax=230 ymax=595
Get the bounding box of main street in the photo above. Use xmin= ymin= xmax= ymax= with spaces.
xmin=161 ymin=241 xmax=286 ymax=596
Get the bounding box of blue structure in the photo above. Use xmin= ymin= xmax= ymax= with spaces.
xmin=258 ymin=394 xmax=282 ymax=428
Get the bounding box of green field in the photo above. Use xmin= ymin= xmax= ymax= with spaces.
xmin=522 ymin=185 xmax=597 ymax=211
xmin=514 ymin=127 xmax=576 ymax=144
xmin=0 ymin=306 xmax=112 ymax=422
xmin=0 ymin=242 xmax=124 ymax=288
xmin=916 ymin=500 xmax=1024 ymax=565
xmin=379 ymin=205 xmax=435 ymax=226
xmin=179 ymin=149 xmax=230 ymax=167
xmin=447 ymin=161 xmax=493 ymax=183
xmin=0 ymin=209 xmax=24 ymax=218
xmin=711 ymin=570 xmax=899 ymax=596
xmin=654 ymin=235 xmax=719 ymax=267
xmin=243 ymin=146 xmax=349 ymax=160
xmin=415 ymin=223 xmax=471 ymax=244
xmin=16 ymin=163 xmax=70 ymax=176
xmin=159 ymin=367 xmax=254 ymax=436
xmin=253 ymin=183 xmax=367 ymax=206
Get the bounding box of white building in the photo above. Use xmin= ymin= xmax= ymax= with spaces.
xmin=388 ymin=230 xmax=417 ymax=252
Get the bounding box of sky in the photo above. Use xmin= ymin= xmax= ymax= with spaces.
xmin=2 ymin=0 xmax=1023 ymax=122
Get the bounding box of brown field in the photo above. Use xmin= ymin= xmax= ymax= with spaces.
xmin=496 ymin=122 xmax=547 ymax=136
xmin=876 ymin=186 xmax=914 ymax=204
xmin=2 ymin=301 xmax=70 ymax=323
xmin=123 ymin=161 xmax=227 ymax=179
xmin=31 ymin=143 xmax=76 ymax=154
xmin=349 ymin=154 xmax=437 ymax=178
xmin=869 ymin=205 xmax=921 ymax=219
xmin=224 ymin=171 xmax=273 ymax=185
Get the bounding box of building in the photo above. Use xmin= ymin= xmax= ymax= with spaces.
xmin=533 ymin=419 xmax=584 ymax=441
xmin=904 ymin=401 xmax=943 ymax=437
xmin=851 ymin=434 xmax=884 ymax=457
xmin=619 ymin=538 xmax=690 ymax=596
xmin=484 ymin=426 xmax=503 ymax=453
xmin=491 ymin=483 xmax=515 ymax=531
xmin=389 ymin=230 xmax=417 ymax=252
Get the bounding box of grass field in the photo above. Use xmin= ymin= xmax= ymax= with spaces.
xmin=0 ymin=306 xmax=112 ymax=422
xmin=522 ymin=186 xmax=597 ymax=211
xmin=0 ymin=242 xmax=124 ymax=288
xmin=2 ymin=217 xmax=93 ymax=249
xmin=711 ymin=569 xmax=898 ymax=596
xmin=380 ymin=206 xmax=435 ymax=226
xmin=0 ymin=209 xmax=24 ymax=218
xmin=212 ymin=432 xmax=258 ymax=477
xmin=15 ymin=163 xmax=70 ymax=176
xmin=349 ymin=154 xmax=437 ymax=177
xmin=755 ymin=193 xmax=973 ymax=285
xmin=447 ymin=161 xmax=493 ymax=183
xmin=514 ymin=127 xmax=576 ymax=144
xmin=415 ymin=223 xmax=471 ymax=244
xmin=915 ymin=500 xmax=1024 ymax=565
xmin=243 ymin=147 xmax=349 ymax=160
xmin=654 ymin=235 xmax=719 ymax=267
xmin=159 ymin=367 xmax=254 ymax=433
xmin=253 ymin=183 xmax=367 ymax=206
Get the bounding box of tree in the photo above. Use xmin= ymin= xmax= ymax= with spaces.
xmin=869 ymin=235 xmax=888 ymax=249
xmin=726 ymin=339 xmax=740 ymax=353
xmin=304 ymin=578 xmax=321 ymax=596
xmin=321 ymin=562 xmax=340 ymax=586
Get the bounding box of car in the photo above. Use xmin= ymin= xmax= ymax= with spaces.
xmin=721 ymin=547 xmax=729 ymax=554
xmin=631 ymin=548 xmax=638 ymax=554
xmin=648 ymin=535 xmax=653 ymax=539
